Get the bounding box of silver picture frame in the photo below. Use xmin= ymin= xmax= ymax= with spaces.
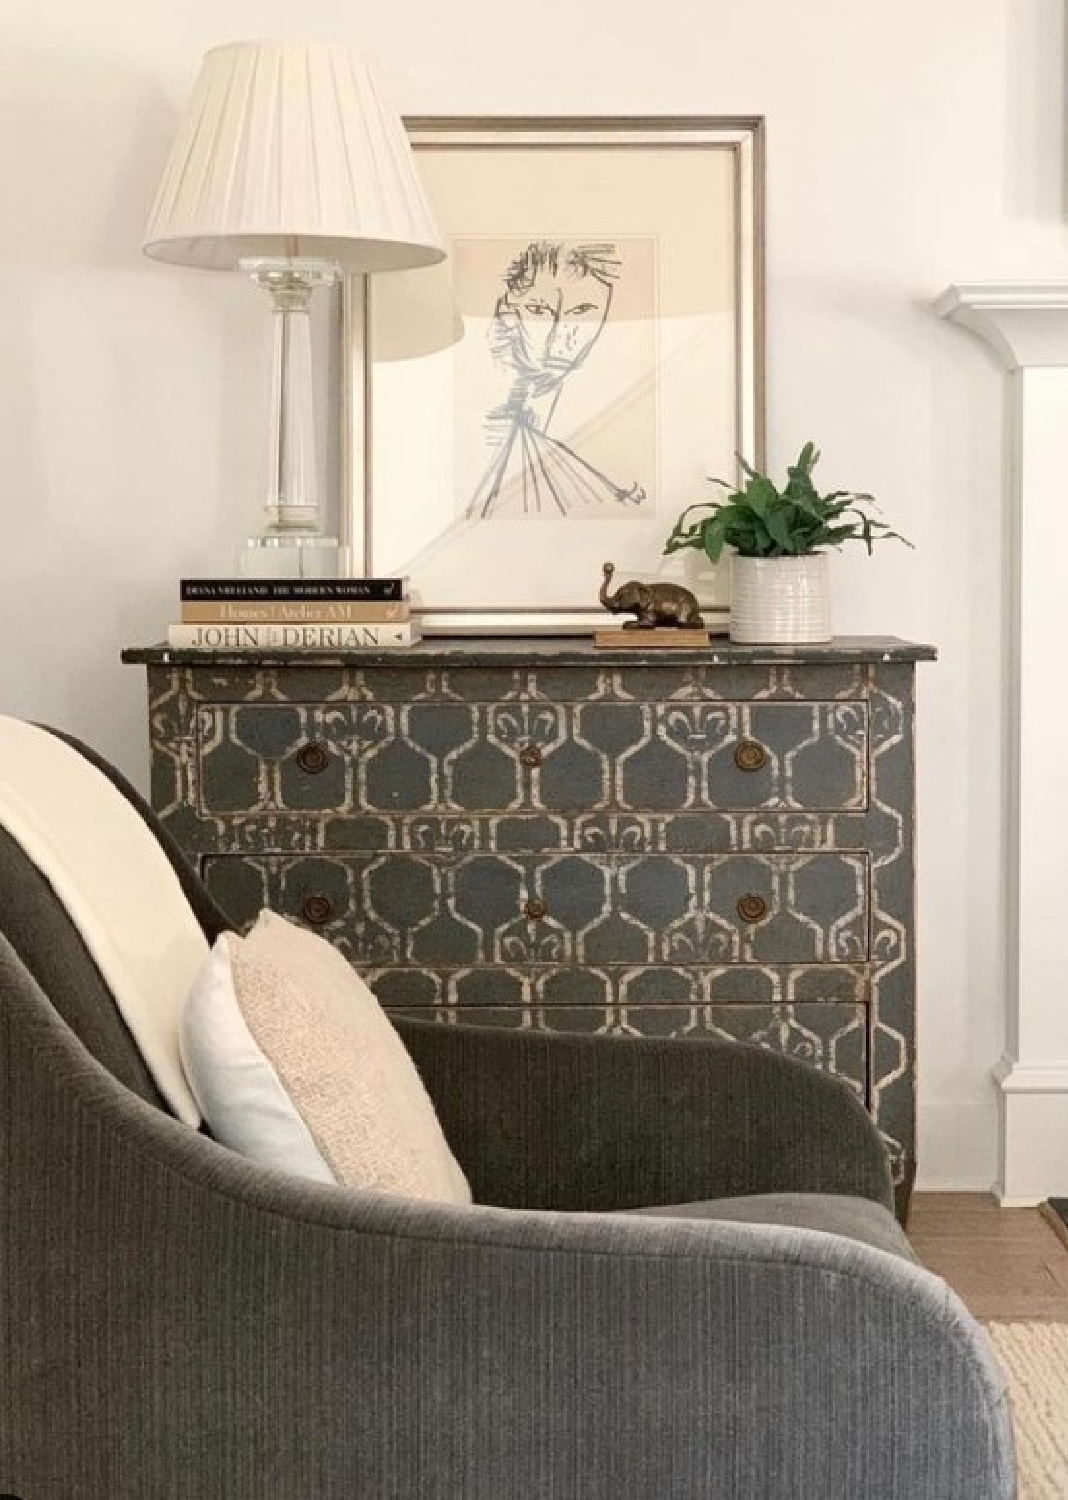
xmin=342 ymin=116 xmax=766 ymax=635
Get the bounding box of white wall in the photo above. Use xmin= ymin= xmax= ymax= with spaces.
xmin=1 ymin=0 xmax=1064 ymax=1188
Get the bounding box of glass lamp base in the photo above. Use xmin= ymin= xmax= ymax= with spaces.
xmin=238 ymin=533 xmax=351 ymax=580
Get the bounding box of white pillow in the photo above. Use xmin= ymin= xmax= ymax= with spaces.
xmin=180 ymin=910 xmax=471 ymax=1203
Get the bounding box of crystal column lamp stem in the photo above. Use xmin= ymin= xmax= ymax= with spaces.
xmin=239 ymin=256 xmax=345 ymax=578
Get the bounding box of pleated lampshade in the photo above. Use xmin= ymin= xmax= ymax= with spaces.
xmin=143 ymin=40 xmax=445 ymax=273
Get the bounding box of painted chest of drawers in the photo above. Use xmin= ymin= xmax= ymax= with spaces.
xmin=124 ymin=635 xmax=934 ymax=1204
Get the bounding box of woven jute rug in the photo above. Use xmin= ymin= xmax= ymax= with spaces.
xmin=986 ymin=1322 xmax=1068 ymax=1497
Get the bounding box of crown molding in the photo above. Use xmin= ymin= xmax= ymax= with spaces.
xmin=935 ymin=282 xmax=1068 ymax=368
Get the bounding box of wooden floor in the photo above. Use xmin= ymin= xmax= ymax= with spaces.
xmin=908 ymin=1192 xmax=1068 ymax=1320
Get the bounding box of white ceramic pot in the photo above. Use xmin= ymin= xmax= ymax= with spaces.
xmin=729 ymin=553 xmax=832 ymax=644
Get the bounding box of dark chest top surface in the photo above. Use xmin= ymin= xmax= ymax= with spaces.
xmin=121 ymin=635 xmax=937 ymax=668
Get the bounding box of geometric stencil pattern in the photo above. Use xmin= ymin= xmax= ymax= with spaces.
xmin=128 ymin=639 xmax=931 ymax=1210
xmin=202 ymin=849 xmax=871 ymax=967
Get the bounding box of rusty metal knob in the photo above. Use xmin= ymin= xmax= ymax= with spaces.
xmin=736 ymin=893 xmax=768 ymax=924
xmin=524 ymin=897 xmax=548 ymax=921
xmin=301 ymin=894 xmax=335 ymax=926
xmin=734 ymin=740 xmax=768 ymax=773
xmin=296 ymin=741 xmax=331 ymax=775
xmin=519 ymin=744 xmax=543 ymax=768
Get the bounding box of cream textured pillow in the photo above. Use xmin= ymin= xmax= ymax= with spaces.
xmin=180 ymin=910 xmax=471 ymax=1203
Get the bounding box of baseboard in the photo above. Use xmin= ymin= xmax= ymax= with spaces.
xmin=995 ymin=1074 xmax=1068 ymax=1202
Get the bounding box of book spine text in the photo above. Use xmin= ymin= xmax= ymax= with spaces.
xmin=180 ymin=577 xmax=406 ymax=602
xmin=166 ymin=622 xmax=420 ymax=650
xmin=179 ymin=601 xmax=410 ymax=624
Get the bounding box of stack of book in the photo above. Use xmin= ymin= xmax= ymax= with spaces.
xmin=166 ymin=577 xmax=420 ymax=651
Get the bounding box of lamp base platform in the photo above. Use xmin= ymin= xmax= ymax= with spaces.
xmin=238 ymin=533 xmax=351 ymax=580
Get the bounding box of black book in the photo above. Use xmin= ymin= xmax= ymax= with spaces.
xmin=180 ymin=577 xmax=407 ymax=602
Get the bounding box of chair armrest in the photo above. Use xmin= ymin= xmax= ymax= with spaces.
xmin=394 ymin=1018 xmax=894 ymax=1213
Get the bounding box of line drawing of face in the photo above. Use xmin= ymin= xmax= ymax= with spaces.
xmin=466 ymin=238 xmax=645 ymax=519
xmin=494 ymin=241 xmax=618 ymax=389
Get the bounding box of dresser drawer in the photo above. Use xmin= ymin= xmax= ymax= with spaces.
xmin=194 ymin=698 xmax=868 ymax=817
xmin=202 ymin=849 xmax=870 ymax=967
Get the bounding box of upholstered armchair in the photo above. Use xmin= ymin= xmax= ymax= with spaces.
xmin=0 ymin=722 xmax=1014 ymax=1499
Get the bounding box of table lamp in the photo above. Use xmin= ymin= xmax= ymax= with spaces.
xmin=143 ymin=40 xmax=445 ymax=577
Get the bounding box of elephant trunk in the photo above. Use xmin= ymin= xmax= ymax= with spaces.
xmin=599 ymin=562 xmax=617 ymax=611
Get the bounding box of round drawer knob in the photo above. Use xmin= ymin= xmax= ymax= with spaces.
xmin=519 ymin=743 xmax=543 ymax=769
xmin=736 ymin=893 xmax=768 ymax=924
xmin=301 ymin=893 xmax=335 ymax=926
xmin=296 ymin=741 xmax=331 ymax=775
xmin=524 ymin=897 xmax=548 ymax=921
xmin=734 ymin=740 xmax=768 ymax=773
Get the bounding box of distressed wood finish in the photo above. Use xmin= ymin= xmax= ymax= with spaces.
xmin=124 ymin=635 xmax=934 ymax=1208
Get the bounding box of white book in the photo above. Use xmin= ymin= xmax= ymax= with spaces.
xmin=166 ymin=621 xmax=421 ymax=650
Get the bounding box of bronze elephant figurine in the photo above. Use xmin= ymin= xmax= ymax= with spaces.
xmin=599 ymin=561 xmax=705 ymax=629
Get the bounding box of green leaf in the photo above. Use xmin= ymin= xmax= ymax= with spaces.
xmin=725 ymin=515 xmax=759 ymax=554
xmin=818 ymin=498 xmax=853 ymax=520
xmin=765 ymin=504 xmax=801 ymax=554
xmin=783 ymin=476 xmax=816 ymax=503
xmin=814 ymin=524 xmax=860 ymax=548
xmin=749 ymin=515 xmax=778 ymax=555
xmin=743 ymin=477 xmax=778 ymax=515
xmin=701 ymin=518 xmax=730 ymax=564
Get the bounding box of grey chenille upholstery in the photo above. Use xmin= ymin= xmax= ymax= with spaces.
xmin=0 ymin=728 xmax=1015 ymax=1499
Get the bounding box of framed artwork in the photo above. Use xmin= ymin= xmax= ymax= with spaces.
xmin=342 ymin=116 xmax=765 ymax=633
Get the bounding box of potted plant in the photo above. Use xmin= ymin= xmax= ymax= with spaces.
xmin=662 ymin=442 xmax=912 ymax=643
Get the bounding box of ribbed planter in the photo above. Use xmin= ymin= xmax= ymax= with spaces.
xmin=729 ymin=554 xmax=832 ymax=643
